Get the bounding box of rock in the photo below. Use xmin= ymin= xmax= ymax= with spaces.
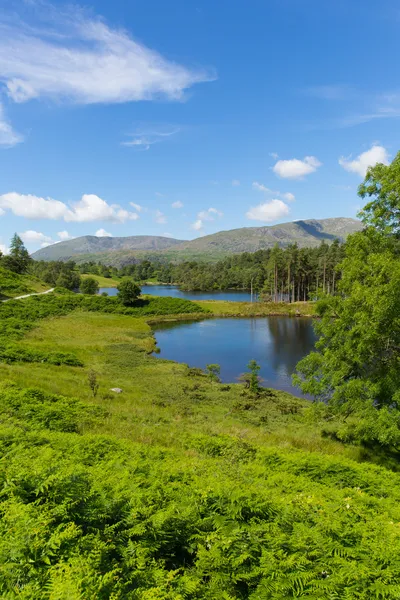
xmin=110 ymin=388 xmax=123 ymax=394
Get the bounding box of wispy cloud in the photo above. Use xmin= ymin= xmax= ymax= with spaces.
xmin=129 ymin=202 xmax=144 ymax=212
xmin=154 ymin=209 xmax=167 ymax=224
xmin=306 ymin=84 xmax=400 ymax=129
xmin=306 ymin=84 xmax=357 ymax=101
xmin=0 ymin=3 xmax=216 ymax=106
xmin=0 ymin=102 xmax=23 ymax=147
xmin=122 ymin=126 xmax=180 ymax=150
xmin=252 ymin=182 xmax=295 ymax=202
xmin=232 ymin=179 xmax=240 ymax=186
xmin=172 ymin=201 xmax=184 ymax=209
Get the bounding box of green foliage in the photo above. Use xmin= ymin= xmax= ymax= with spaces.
xmin=2 ymin=380 xmax=400 ymax=598
xmin=2 ymin=233 xmax=31 ymax=274
xmin=117 ymin=277 xmax=142 ymax=306
xmin=0 ymin=266 xmax=31 ymax=298
xmin=241 ymin=359 xmax=262 ymax=394
xmin=358 ymin=150 xmax=400 ymax=234
xmin=31 ymin=260 xmax=81 ymax=290
xmin=295 ymin=151 xmax=400 ymax=449
xmin=206 ymin=363 xmax=221 ymax=382
xmin=87 ymin=369 xmax=99 ymax=397
xmin=0 ymin=345 xmax=83 ymax=366
xmin=80 ymin=276 xmax=99 ymax=295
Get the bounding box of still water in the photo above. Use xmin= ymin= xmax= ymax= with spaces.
xmin=98 ymin=285 xmax=257 ymax=302
xmin=152 ymin=317 xmax=316 ymax=397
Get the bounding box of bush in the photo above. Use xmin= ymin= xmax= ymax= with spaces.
xmin=117 ymin=277 xmax=141 ymax=306
xmin=80 ymin=277 xmax=99 ymax=295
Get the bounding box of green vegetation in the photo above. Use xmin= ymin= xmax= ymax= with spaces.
xmin=81 ymin=272 xmax=121 ymax=287
xmin=2 ymin=155 xmax=400 ymax=597
xmin=1 ymin=289 xmax=400 ymax=597
xmin=0 ymin=266 xmax=50 ymax=299
xmin=117 ymin=277 xmax=142 ymax=306
xmin=80 ymin=276 xmax=99 ymax=295
xmin=295 ymin=150 xmax=400 ymax=452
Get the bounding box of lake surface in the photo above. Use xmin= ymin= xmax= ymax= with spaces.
xmin=152 ymin=317 xmax=316 ymax=397
xmin=99 ymin=285 xmax=258 ymax=302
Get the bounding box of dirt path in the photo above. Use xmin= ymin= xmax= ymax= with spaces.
xmin=2 ymin=288 xmax=55 ymax=302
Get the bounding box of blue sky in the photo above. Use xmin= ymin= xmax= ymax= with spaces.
xmin=0 ymin=0 xmax=399 ymax=252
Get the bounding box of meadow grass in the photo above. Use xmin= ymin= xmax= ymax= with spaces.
xmin=197 ymin=299 xmax=316 ymax=317
xmin=3 ymin=299 xmax=400 ymax=597
xmin=0 ymin=310 xmax=350 ymax=456
xmin=80 ymin=273 xmax=121 ymax=287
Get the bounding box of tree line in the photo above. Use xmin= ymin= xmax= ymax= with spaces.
xmin=1 ymin=231 xmax=346 ymax=303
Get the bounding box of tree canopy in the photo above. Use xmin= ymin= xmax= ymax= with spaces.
xmin=294 ymin=151 xmax=400 ymax=446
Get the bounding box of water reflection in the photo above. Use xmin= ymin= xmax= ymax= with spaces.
xmin=98 ymin=285 xmax=257 ymax=302
xmin=152 ymin=317 xmax=316 ymax=397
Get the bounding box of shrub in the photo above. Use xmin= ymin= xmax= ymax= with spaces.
xmin=80 ymin=277 xmax=99 ymax=295
xmin=117 ymin=277 xmax=141 ymax=306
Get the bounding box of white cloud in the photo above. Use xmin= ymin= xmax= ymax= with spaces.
xmin=57 ymin=230 xmax=72 ymax=241
xmin=282 ymin=192 xmax=295 ymax=202
xmin=129 ymin=202 xmax=143 ymax=212
xmin=66 ymin=194 xmax=139 ymax=223
xmin=197 ymin=207 xmax=223 ymax=221
xmin=0 ymin=192 xmax=139 ymax=222
xmin=0 ymin=243 xmax=8 ymax=254
xmin=273 ymin=156 xmax=321 ymax=179
xmin=269 ymin=152 xmax=279 ymax=160
xmin=19 ymin=230 xmax=53 ymax=244
xmin=0 ymin=102 xmax=23 ymax=147
xmin=162 ymin=232 xmax=173 ymax=238
xmin=339 ymin=145 xmax=390 ymax=177
xmin=252 ymin=182 xmax=295 ymax=202
xmin=171 ymin=201 xmax=184 ymax=209
xmin=96 ymin=228 xmax=113 ymax=237
xmin=246 ymin=199 xmax=290 ymax=222
xmin=0 ymin=6 xmax=215 ymax=106
xmin=155 ymin=192 xmax=165 ymax=197
xmin=123 ymin=127 xmax=180 ymax=150
xmin=155 ymin=210 xmax=167 ymax=224
xmin=191 ymin=219 xmax=203 ymax=231
xmin=0 ymin=192 xmax=69 ymax=220
xmin=232 ymin=179 xmax=240 ymax=186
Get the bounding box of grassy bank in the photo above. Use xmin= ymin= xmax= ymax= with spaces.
xmin=197 ymin=299 xmax=316 ymax=317
xmin=1 ymin=294 xmax=400 ymax=598
xmin=0 ymin=266 xmax=51 ymax=299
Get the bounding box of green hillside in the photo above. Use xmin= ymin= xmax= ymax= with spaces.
xmin=32 ymin=217 xmax=363 ymax=266
xmin=32 ymin=235 xmax=185 ymax=262
xmin=0 ymin=266 xmax=51 ymax=300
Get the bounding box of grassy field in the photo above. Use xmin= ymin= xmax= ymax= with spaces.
xmin=80 ymin=272 xmax=121 ymax=287
xmin=2 ymin=296 xmax=400 ymax=597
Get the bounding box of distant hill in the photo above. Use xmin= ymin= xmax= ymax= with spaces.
xmin=32 ymin=235 xmax=185 ymax=262
xmin=32 ymin=218 xmax=363 ymax=266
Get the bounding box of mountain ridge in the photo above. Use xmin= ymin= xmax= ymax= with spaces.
xmin=32 ymin=217 xmax=363 ymax=265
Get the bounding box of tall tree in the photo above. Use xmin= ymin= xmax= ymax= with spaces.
xmin=3 ymin=234 xmax=31 ymax=274
xmin=294 ymin=151 xmax=400 ymax=429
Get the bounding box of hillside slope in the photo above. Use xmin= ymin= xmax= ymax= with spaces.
xmin=0 ymin=266 xmax=50 ymax=300
xmin=32 ymin=217 xmax=363 ymax=265
xmin=32 ymin=235 xmax=185 ymax=261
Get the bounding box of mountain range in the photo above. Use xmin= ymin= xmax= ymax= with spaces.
xmin=32 ymin=217 xmax=363 ymax=265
